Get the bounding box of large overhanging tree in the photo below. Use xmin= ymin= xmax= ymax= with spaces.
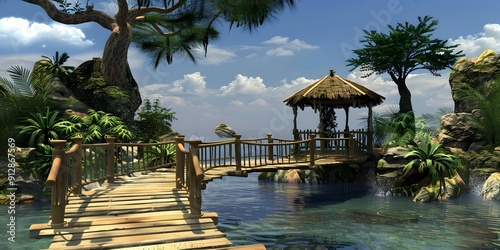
xmin=23 ymin=0 xmax=296 ymax=89
xmin=346 ymin=16 xmax=463 ymax=121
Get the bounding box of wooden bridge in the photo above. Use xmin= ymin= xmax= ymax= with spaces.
xmin=29 ymin=130 xmax=373 ymax=249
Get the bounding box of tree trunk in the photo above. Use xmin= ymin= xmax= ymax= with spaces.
xmin=395 ymin=80 xmax=414 ymax=115
xmin=101 ymin=23 xmax=133 ymax=88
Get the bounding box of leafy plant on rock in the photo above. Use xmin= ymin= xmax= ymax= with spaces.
xmin=403 ymin=132 xmax=459 ymax=196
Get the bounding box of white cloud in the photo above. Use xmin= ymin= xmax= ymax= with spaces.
xmin=140 ymin=72 xmax=207 ymax=96
xmin=263 ymin=36 xmax=318 ymax=57
xmin=449 ymin=23 xmax=500 ymax=58
xmin=263 ymin=36 xmax=289 ymax=45
xmin=229 ymin=100 xmax=245 ymax=107
xmin=346 ymin=71 xmax=397 ymax=98
xmin=219 ymin=74 xmax=267 ymax=96
xmin=170 ymin=72 xmax=207 ymax=94
xmin=266 ymin=47 xmax=294 ymax=57
xmin=0 ymin=17 xmax=94 ymax=49
xmin=194 ymin=45 xmax=236 ymax=65
xmin=249 ymin=99 xmax=268 ymax=107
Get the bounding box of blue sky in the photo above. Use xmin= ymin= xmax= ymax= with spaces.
xmin=1 ymin=0 xmax=500 ymax=140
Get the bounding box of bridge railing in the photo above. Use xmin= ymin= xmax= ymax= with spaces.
xmin=174 ymin=136 xmax=204 ymax=216
xmin=46 ymin=138 xmax=176 ymax=227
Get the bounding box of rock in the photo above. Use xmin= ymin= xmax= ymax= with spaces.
xmin=67 ymin=57 xmax=141 ymax=123
xmin=14 ymin=147 xmax=36 ymax=163
xmin=481 ymin=172 xmax=500 ymax=200
xmin=413 ymin=173 xmax=465 ymax=202
xmin=47 ymin=77 xmax=89 ymax=115
xmin=450 ymin=49 xmax=500 ymax=113
xmin=436 ymin=112 xmax=485 ymax=151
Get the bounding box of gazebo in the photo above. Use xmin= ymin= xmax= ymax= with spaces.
xmin=283 ymin=69 xmax=385 ymax=151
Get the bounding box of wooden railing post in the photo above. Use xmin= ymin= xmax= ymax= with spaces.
xmin=105 ymin=137 xmax=116 ymax=184
xmin=309 ymin=134 xmax=316 ymax=166
xmin=234 ymin=135 xmax=242 ymax=172
xmin=175 ymin=135 xmax=185 ymax=189
xmin=367 ymin=130 xmax=373 ymax=154
xmin=47 ymin=140 xmax=67 ymax=227
xmin=267 ymin=133 xmax=273 ymax=161
xmin=188 ymin=140 xmax=203 ymax=216
xmin=71 ymin=137 xmax=84 ymax=195
xmin=349 ymin=133 xmax=354 ymax=157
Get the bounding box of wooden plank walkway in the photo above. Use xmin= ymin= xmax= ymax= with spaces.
xmin=29 ymin=169 xmax=264 ymax=249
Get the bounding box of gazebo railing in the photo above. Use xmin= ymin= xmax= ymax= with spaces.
xmin=295 ymin=129 xmax=371 ymax=153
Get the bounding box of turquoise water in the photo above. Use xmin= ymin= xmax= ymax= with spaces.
xmin=202 ymin=173 xmax=500 ymax=250
xmin=0 ymin=201 xmax=52 ymax=250
xmin=2 ymin=173 xmax=500 ymax=249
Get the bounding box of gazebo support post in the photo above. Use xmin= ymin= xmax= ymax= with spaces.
xmin=293 ymin=106 xmax=298 ymax=141
xmin=367 ymin=105 xmax=373 ymax=153
xmin=344 ymin=107 xmax=350 ymax=138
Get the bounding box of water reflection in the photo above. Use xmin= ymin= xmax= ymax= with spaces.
xmin=202 ymin=173 xmax=500 ymax=249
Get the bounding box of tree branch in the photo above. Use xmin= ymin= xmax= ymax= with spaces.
xmin=22 ymin=0 xmax=114 ymax=30
xmin=128 ymin=0 xmax=187 ymax=20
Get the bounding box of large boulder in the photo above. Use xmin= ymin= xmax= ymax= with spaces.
xmin=481 ymin=172 xmax=500 ymax=200
xmin=47 ymin=77 xmax=89 ymax=115
xmin=449 ymin=49 xmax=500 ymax=113
xmin=66 ymin=58 xmax=141 ymax=122
xmin=436 ymin=112 xmax=486 ymax=151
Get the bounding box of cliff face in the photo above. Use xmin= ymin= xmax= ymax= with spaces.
xmin=449 ymin=49 xmax=500 ymax=113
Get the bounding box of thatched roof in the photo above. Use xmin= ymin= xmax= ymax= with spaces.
xmin=283 ymin=70 xmax=385 ymax=110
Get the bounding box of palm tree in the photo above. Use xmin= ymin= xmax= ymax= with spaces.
xmin=132 ymin=13 xmax=220 ymax=67
xmin=403 ymin=132 xmax=459 ymax=196
xmin=0 ymin=65 xmax=52 ymax=151
xmin=35 ymin=51 xmax=75 ymax=84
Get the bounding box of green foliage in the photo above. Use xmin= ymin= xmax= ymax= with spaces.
xmin=347 ymin=16 xmax=463 ymax=118
xmin=19 ymin=143 xmax=54 ymax=181
xmin=132 ymin=0 xmax=295 ymax=67
xmin=421 ymin=107 xmax=453 ymax=135
xmin=0 ymin=65 xmax=52 ymax=151
xmin=403 ymin=132 xmax=459 ymax=195
xmin=17 ymin=107 xmax=61 ymax=147
xmin=144 ymin=144 xmax=176 ymax=167
xmin=133 ymin=13 xmax=220 ymax=67
xmin=455 ymin=79 xmax=500 ymax=148
xmin=56 ymin=109 xmax=133 ymax=143
xmin=134 ymin=98 xmax=176 ymax=142
xmin=35 ymin=51 xmax=75 ymax=85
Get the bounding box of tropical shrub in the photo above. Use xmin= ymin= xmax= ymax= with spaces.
xmin=19 ymin=143 xmax=54 ymax=181
xmin=455 ymin=79 xmax=500 ymax=148
xmin=56 ymin=109 xmax=133 ymax=143
xmin=403 ymin=132 xmax=460 ymax=195
xmin=0 ymin=65 xmax=52 ymax=152
xmin=134 ymin=98 xmax=176 ymax=142
xmin=144 ymin=143 xmax=176 ymax=168
xmin=17 ymin=107 xmax=61 ymax=147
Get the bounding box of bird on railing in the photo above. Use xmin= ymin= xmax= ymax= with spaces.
xmin=214 ymin=123 xmax=236 ymax=138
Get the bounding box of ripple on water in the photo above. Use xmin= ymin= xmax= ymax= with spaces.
xmin=203 ymin=173 xmax=500 ymax=249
